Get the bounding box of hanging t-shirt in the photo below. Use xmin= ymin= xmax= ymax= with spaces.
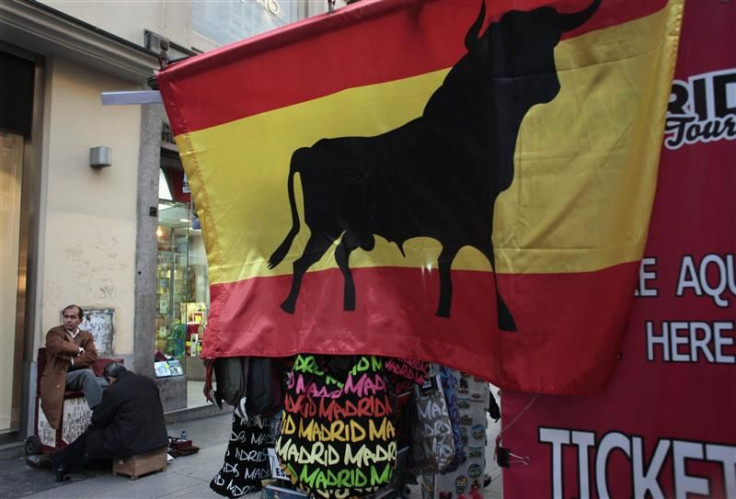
xmin=276 ymin=354 xmax=398 ymax=499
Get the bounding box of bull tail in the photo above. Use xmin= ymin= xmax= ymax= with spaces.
xmin=268 ymin=166 xmax=300 ymax=269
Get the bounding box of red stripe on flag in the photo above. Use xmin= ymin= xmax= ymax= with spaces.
xmin=203 ymin=262 xmax=638 ymax=394
xmin=159 ymin=0 xmax=667 ymax=135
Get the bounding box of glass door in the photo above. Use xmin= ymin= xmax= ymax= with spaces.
xmin=0 ymin=131 xmax=24 ymax=434
xmin=156 ymin=202 xmax=192 ymax=365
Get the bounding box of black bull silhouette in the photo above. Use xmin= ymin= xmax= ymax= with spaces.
xmin=268 ymin=0 xmax=601 ymax=331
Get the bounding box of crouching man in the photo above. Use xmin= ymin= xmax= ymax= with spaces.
xmin=52 ymin=363 xmax=169 ymax=480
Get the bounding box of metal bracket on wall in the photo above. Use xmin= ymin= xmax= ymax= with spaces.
xmin=101 ymin=91 xmax=162 ymax=106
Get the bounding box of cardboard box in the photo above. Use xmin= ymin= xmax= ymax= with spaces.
xmin=112 ymin=447 xmax=168 ymax=480
xmin=267 ymin=447 xmax=289 ymax=481
xmin=262 ymin=484 xmax=308 ymax=499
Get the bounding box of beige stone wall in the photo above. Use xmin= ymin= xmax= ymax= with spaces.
xmin=38 ymin=0 xmax=218 ymax=53
xmin=37 ymin=56 xmax=140 ymax=355
xmin=39 ymin=0 xmax=165 ymax=48
xmin=38 ymin=0 xmax=341 ymax=54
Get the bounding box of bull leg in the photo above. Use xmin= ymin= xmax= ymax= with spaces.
xmin=280 ymin=233 xmax=334 ymax=313
xmin=335 ymin=234 xmax=359 ymax=311
xmin=436 ymin=246 xmax=460 ymax=318
xmin=496 ymin=291 xmax=517 ymax=331
xmin=481 ymin=241 xmax=517 ymax=331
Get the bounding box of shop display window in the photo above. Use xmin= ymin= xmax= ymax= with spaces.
xmin=155 ymin=198 xmax=209 ymax=382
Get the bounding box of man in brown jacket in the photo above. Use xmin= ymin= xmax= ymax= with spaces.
xmin=40 ymin=305 xmax=107 ymax=430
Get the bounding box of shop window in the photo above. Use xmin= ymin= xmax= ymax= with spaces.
xmin=0 ymin=131 xmax=24 ymax=435
xmin=156 ymin=168 xmax=209 ymax=393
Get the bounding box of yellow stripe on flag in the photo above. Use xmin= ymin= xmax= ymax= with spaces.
xmin=177 ymin=2 xmax=680 ymax=286
xmin=496 ymin=1 xmax=681 ymax=273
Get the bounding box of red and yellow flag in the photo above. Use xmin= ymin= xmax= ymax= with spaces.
xmin=158 ymin=0 xmax=683 ymax=395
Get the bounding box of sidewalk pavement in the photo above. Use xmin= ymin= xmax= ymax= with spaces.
xmin=0 ymin=412 xmax=504 ymax=499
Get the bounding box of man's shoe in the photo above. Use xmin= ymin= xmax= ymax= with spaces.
xmin=55 ymin=466 xmax=69 ymax=482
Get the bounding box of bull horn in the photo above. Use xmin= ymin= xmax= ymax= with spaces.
xmin=465 ymin=1 xmax=486 ymax=50
xmin=558 ymin=0 xmax=602 ymax=32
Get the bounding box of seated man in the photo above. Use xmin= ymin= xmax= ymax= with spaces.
xmin=40 ymin=305 xmax=108 ymax=430
xmin=52 ymin=363 xmax=169 ymax=480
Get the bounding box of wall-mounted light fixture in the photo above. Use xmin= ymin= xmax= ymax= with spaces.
xmin=89 ymin=146 xmax=112 ymax=168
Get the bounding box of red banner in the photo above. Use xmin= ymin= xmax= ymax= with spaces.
xmin=501 ymin=1 xmax=736 ymax=496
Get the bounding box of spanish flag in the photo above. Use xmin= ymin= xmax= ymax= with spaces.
xmin=158 ymin=0 xmax=683 ymax=395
